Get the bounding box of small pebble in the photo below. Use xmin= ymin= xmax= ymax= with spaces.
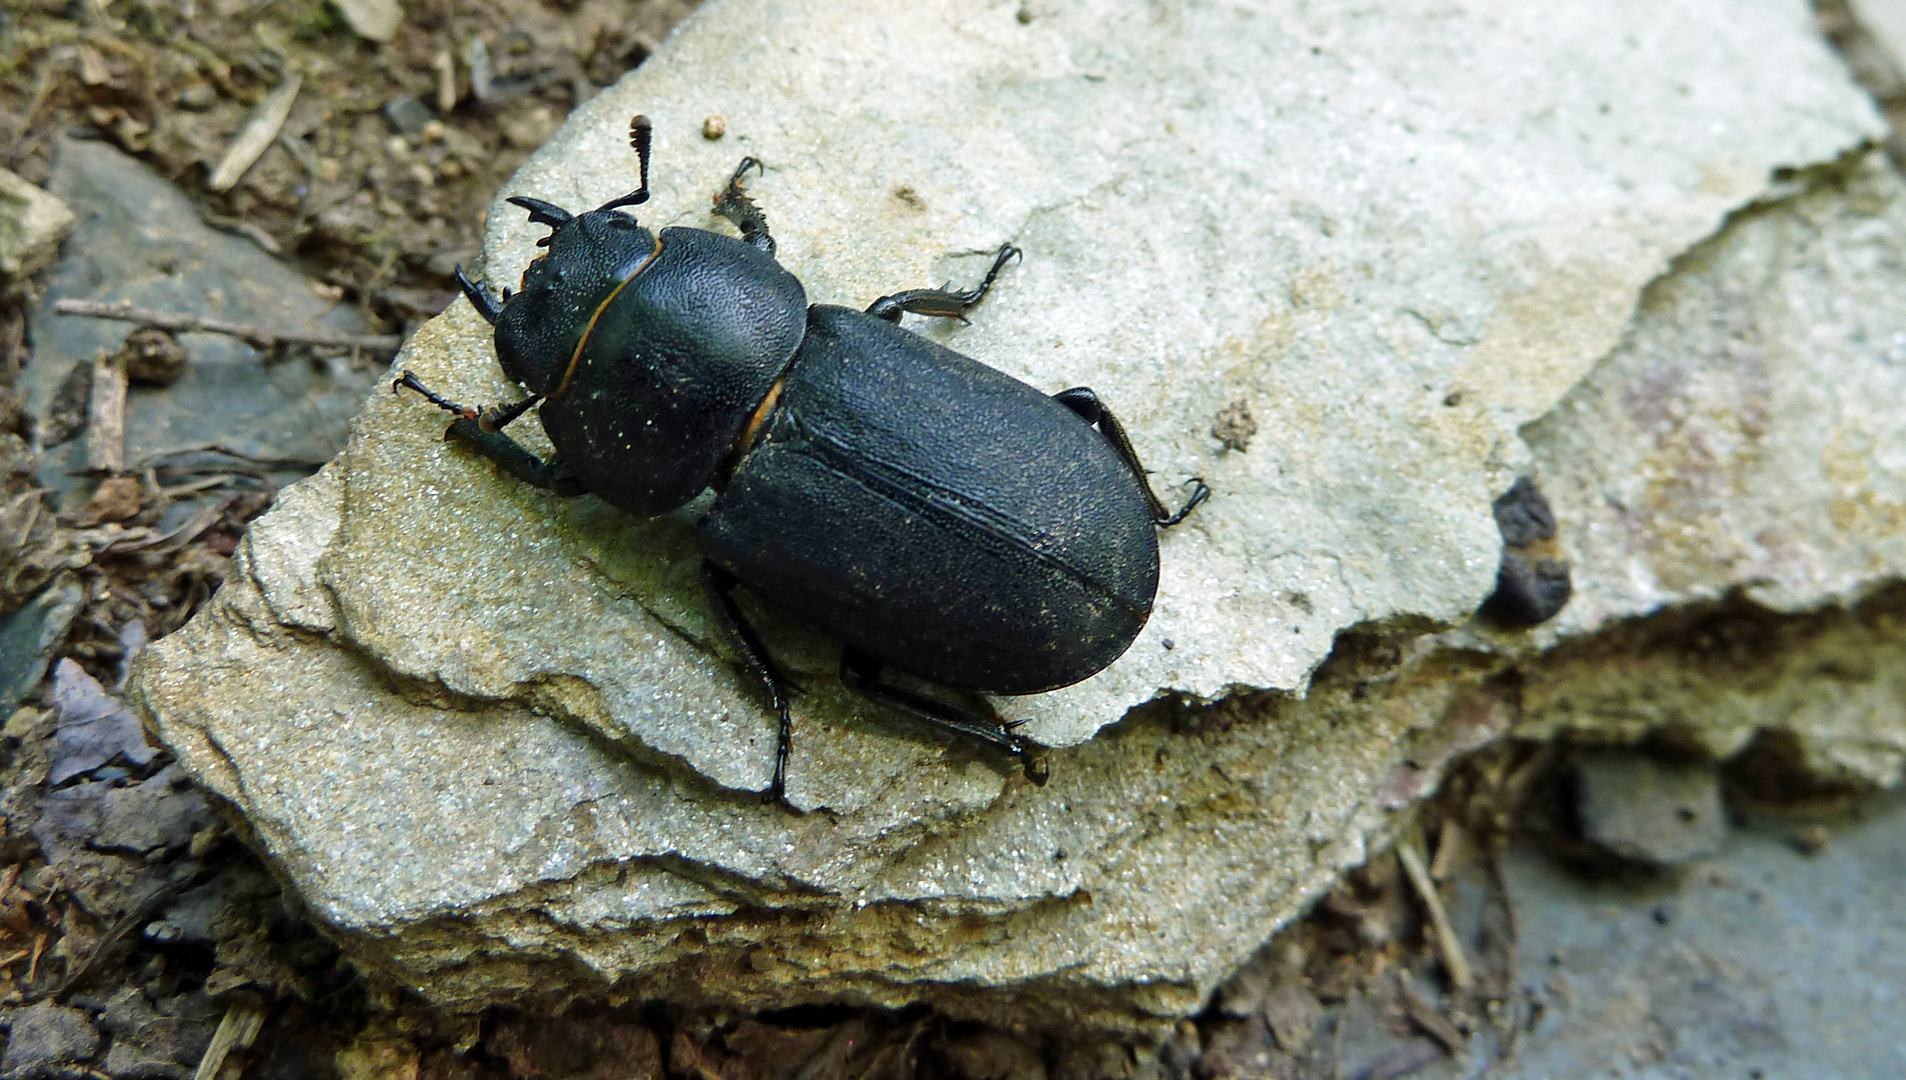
xmin=177 ymin=83 xmax=217 ymax=110
xmin=120 ymin=327 xmax=189 ymax=387
xmin=1791 ymin=825 xmax=1830 ymax=856
xmin=703 ymin=114 xmax=727 ymax=140
xmin=384 ymin=94 xmax=435 ymax=137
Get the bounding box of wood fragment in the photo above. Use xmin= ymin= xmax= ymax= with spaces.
xmin=105 ymin=502 xmax=223 ymax=555
xmin=208 ymin=74 xmax=303 ymax=192
xmin=54 ymin=299 xmax=402 ymax=356
xmin=76 ymin=45 xmax=112 ymax=86
xmin=137 ymin=443 xmax=334 ymax=473
xmin=0 ymin=949 xmax=30 ymax=967
xmin=159 ymin=474 xmax=243 ymax=499
xmin=1398 ymin=982 xmax=1465 ymax=1056
xmin=1429 ymin=820 xmax=1469 ymax=881
xmin=201 ymin=210 xmax=283 ymax=253
xmin=192 ymin=995 xmax=268 ymax=1080
xmin=433 ymin=47 xmax=459 ymax=113
xmin=26 ymin=932 xmax=43 ymax=983
xmin=1398 ymin=831 xmax=1472 ymax=990
xmin=76 ymin=477 xmax=143 ymax=526
xmin=86 ymin=349 xmax=129 ymax=474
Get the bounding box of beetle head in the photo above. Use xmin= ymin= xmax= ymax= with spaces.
xmin=492 ymin=115 xmax=662 ymax=395
xmin=493 ymin=203 xmax=660 ymax=396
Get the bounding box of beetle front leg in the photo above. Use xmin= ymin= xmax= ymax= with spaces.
xmin=840 ymin=647 xmax=1049 ymax=785
xmin=453 ymin=266 xmax=504 ymax=324
xmin=394 ymin=371 xmax=585 ymax=496
xmin=713 ymin=158 xmax=775 ymax=257
xmin=1052 ymin=387 xmax=1210 ymax=527
xmin=865 ymin=243 xmax=1021 ymax=324
xmin=701 ymin=561 xmax=800 ymax=806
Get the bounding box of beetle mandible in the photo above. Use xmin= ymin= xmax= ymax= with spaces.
xmin=396 ymin=115 xmax=1209 ymax=804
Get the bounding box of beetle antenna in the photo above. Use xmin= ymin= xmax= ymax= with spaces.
xmin=600 ymin=114 xmax=654 ymax=212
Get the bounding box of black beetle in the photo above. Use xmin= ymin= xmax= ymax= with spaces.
xmin=397 ymin=115 xmax=1208 ymax=802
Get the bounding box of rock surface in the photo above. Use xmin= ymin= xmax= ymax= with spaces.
xmin=1568 ymin=751 xmax=1726 ymax=866
xmin=135 ymin=0 xmax=1906 ymax=1028
xmin=21 ymin=137 xmax=379 ymax=508
xmin=0 ymin=167 xmax=74 ymax=281
xmin=0 ymin=576 xmax=84 ymax=717
xmin=1512 ymin=154 xmax=1906 ymax=786
xmin=0 ymin=1000 xmax=101 ymax=1074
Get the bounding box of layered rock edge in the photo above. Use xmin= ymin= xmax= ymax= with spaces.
xmin=131 ymin=0 xmax=1906 ymax=1032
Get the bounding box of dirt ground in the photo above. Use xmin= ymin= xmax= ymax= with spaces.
xmin=0 ymin=0 xmax=1898 ymax=1077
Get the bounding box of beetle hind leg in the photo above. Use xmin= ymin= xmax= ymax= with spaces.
xmin=866 ymin=243 xmax=1021 ymax=324
xmin=713 ymin=157 xmax=775 ymax=257
xmin=1052 ymin=387 xmax=1210 ymax=528
xmin=702 ymin=562 xmax=801 ymax=806
xmin=840 ymin=648 xmax=1049 ymax=785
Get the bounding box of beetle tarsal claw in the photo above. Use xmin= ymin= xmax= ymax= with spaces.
xmin=393 ymin=370 xmax=481 ymax=421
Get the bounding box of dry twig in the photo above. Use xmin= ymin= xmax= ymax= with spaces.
xmin=1398 ymin=830 xmax=1473 ymax=991
xmin=208 ymin=74 xmax=302 ymax=192
xmin=193 ymin=995 xmax=269 ymax=1080
xmin=54 ymin=299 xmax=402 ymax=356
xmin=86 ymin=348 xmax=128 ymax=473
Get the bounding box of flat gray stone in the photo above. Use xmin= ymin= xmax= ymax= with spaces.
xmin=0 ymin=1000 xmax=100 ymax=1074
xmin=47 ymin=658 xmax=159 ymax=786
xmin=0 ymin=167 xmax=74 ymax=280
xmin=0 ymin=576 xmax=83 ymax=717
xmin=134 ymin=0 xmax=1906 ymax=1029
xmin=1569 ymin=751 xmax=1727 ymax=866
xmin=1496 ymin=792 xmax=1906 ymax=1079
xmin=22 ymin=137 xmax=378 ymax=505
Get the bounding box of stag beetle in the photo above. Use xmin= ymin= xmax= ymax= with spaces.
xmin=397 ymin=115 xmax=1208 ymax=803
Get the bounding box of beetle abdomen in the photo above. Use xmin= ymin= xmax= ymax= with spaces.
xmin=699 ymin=305 xmax=1159 ymax=694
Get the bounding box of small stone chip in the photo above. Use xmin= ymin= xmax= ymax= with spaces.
xmin=119 ymin=327 xmax=190 ymax=387
xmin=1211 ymin=399 xmax=1258 ymax=452
xmin=0 ymin=1001 xmax=101 ymax=1073
xmin=384 ymin=94 xmax=435 ymax=138
xmin=1570 ymin=750 xmax=1728 ymax=866
xmin=78 ymin=475 xmax=144 ymax=525
xmin=702 ymin=114 xmax=727 ymax=140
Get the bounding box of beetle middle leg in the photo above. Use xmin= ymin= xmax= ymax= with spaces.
xmin=393 ymin=371 xmax=585 ymax=496
xmin=839 ymin=647 xmax=1049 ymax=785
xmin=713 ymin=158 xmax=775 ymax=257
xmin=866 ymin=243 xmax=1022 ymax=324
xmin=1052 ymin=387 xmax=1209 ymax=527
xmin=701 ymin=561 xmax=800 ymax=805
